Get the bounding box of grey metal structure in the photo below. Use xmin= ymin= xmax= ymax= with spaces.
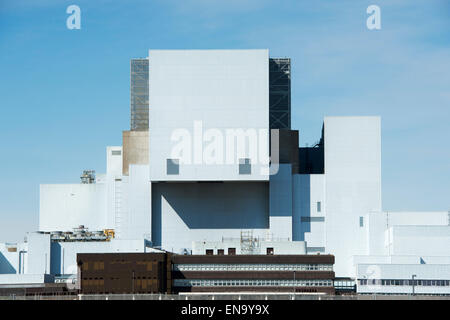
xmin=130 ymin=58 xmax=149 ymax=131
xmin=269 ymin=58 xmax=291 ymax=129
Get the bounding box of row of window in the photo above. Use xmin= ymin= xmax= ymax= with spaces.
xmin=83 ymin=279 xmax=104 ymax=286
xmin=206 ymin=247 xmax=277 ymax=255
xmin=306 ymin=247 xmax=325 ymax=253
xmin=174 ymin=279 xmax=333 ymax=287
xmin=301 ymin=216 xmax=325 ymax=222
xmin=81 ymin=261 xmax=104 ymax=271
xmin=167 ymin=158 xmax=252 ymax=175
xmin=359 ymin=279 xmax=450 ymax=287
xmin=173 ymin=263 xmax=333 ymax=272
xmin=206 ymin=248 xmax=236 ymax=255
xmin=82 ymin=260 xmax=156 ymax=271
xmin=334 ymin=280 xmax=356 ymax=288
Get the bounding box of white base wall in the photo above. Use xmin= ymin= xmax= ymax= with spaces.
xmin=357 ymin=263 xmax=450 ymax=295
xmin=152 ymin=181 xmax=269 ymax=254
xmin=193 ymin=240 xmax=306 ymax=255
xmin=0 ymin=274 xmax=54 ymax=285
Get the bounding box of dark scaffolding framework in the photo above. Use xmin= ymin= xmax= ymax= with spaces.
xmin=130 ymin=58 xmax=149 ymax=131
xmin=269 ymin=58 xmax=291 ymax=130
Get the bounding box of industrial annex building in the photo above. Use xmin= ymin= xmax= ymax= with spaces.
xmin=77 ymin=252 xmax=335 ymax=295
xmin=0 ymin=49 xmax=449 ymax=296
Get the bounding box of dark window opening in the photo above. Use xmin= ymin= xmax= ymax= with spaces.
xmin=167 ymin=159 xmax=179 ymax=175
xmin=239 ymin=158 xmax=251 ymax=175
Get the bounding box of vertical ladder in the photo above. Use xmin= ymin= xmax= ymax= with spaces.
xmin=114 ymin=179 xmax=122 ymax=238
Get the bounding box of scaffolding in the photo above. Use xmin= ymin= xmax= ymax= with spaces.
xmin=80 ymin=170 xmax=95 ymax=184
xmin=269 ymin=58 xmax=291 ymax=129
xmin=130 ymin=58 xmax=149 ymax=131
xmin=240 ymin=230 xmax=260 ymax=254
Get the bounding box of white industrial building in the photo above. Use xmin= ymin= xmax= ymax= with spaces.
xmin=0 ymin=49 xmax=449 ymax=295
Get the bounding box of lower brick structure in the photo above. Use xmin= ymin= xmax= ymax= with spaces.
xmin=77 ymin=253 xmax=335 ymax=295
xmin=172 ymin=254 xmax=335 ymax=294
xmin=77 ymin=252 xmax=171 ymax=294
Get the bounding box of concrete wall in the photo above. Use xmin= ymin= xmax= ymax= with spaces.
xmin=39 ymin=183 xmax=108 ymax=232
xmin=122 ymin=131 xmax=149 ymax=176
xmin=148 ymin=49 xmax=270 ymax=182
xmin=324 ymin=116 xmax=382 ymax=277
xmin=152 ymin=182 xmax=269 ymax=253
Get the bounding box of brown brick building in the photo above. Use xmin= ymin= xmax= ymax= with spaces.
xmin=77 ymin=252 xmax=171 ymax=294
xmin=77 ymin=253 xmax=334 ymax=295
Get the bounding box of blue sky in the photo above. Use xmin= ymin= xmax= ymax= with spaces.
xmin=0 ymin=0 xmax=449 ymax=242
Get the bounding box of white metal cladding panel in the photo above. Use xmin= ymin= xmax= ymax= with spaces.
xmin=118 ymin=165 xmax=152 ymax=240
xmin=366 ymin=212 xmax=388 ymax=256
xmin=106 ymin=146 xmax=123 ymax=177
xmin=1 ymin=242 xmax=27 ymax=275
xmin=269 ymin=164 xmax=292 ymax=239
xmin=39 ymin=184 xmax=108 ymax=232
xmin=354 ymin=255 xmax=450 ymax=265
xmin=26 ymin=233 xmax=51 ymax=275
xmin=50 ymin=239 xmax=146 ymax=275
xmin=0 ymin=274 xmax=54 ymax=285
xmin=387 ymin=211 xmax=449 ymax=226
xmin=192 ymin=241 xmax=306 ymax=255
xmin=292 ymin=174 xmax=326 ymax=247
xmin=148 ymin=49 xmax=269 ymax=182
xmin=0 ymin=243 xmax=21 ymax=274
xmin=324 ymin=116 xmax=381 ymax=277
xmin=391 ymin=225 xmax=450 ymax=256
xmin=357 ymin=263 xmax=450 ymax=280
xmin=152 ymin=182 xmax=269 ymax=254
xmin=357 ymin=284 xmax=450 ymax=295
xmin=365 ymin=211 xmax=449 ymax=257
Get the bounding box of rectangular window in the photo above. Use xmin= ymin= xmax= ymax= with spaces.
xmin=266 ymin=247 xmax=274 ymax=255
xmin=239 ymin=158 xmax=251 ymax=175
xmin=228 ymin=248 xmax=236 ymax=255
xmin=217 ymin=249 xmax=224 ymax=255
xmin=301 ymin=216 xmax=325 ymax=222
xmin=317 ymin=201 xmax=321 ymax=212
xmin=205 ymin=249 xmax=213 ymax=255
xmin=167 ymin=159 xmax=179 ymax=175
xmin=359 ymin=216 xmax=364 ymax=227
xmin=306 ymin=247 xmax=325 ymax=253
xmin=111 ymin=150 xmax=121 ymax=156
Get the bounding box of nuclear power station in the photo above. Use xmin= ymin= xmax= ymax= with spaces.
xmin=1 ymin=49 xmax=449 ymax=297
